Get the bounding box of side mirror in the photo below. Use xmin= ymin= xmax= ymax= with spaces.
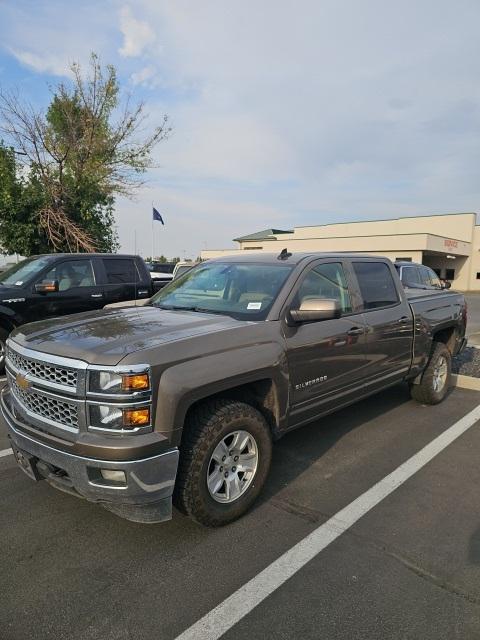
xmin=442 ymin=281 xmax=451 ymax=289
xmin=35 ymin=279 xmax=59 ymax=294
xmin=289 ymin=298 xmax=341 ymax=324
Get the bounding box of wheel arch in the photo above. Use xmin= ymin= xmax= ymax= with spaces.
xmin=431 ymin=325 xmax=457 ymax=354
xmin=183 ymin=378 xmax=282 ymax=440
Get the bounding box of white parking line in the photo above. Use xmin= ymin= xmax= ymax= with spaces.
xmin=175 ymin=403 xmax=480 ymax=640
xmin=0 ymin=448 xmax=12 ymax=458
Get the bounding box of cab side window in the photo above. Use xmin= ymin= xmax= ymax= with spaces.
xmin=103 ymin=259 xmax=138 ymax=284
xmin=43 ymin=260 xmax=95 ymax=291
xmin=296 ymin=263 xmax=352 ymax=313
xmin=353 ymin=262 xmax=399 ymax=310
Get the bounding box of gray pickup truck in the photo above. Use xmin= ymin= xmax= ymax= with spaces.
xmin=2 ymin=252 xmax=467 ymax=526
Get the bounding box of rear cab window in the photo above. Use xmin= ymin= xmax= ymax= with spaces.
xmin=353 ymin=262 xmax=399 ymax=310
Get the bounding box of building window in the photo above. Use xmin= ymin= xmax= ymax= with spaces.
xmin=395 ymin=257 xmax=412 ymax=262
xmin=445 ymin=269 xmax=455 ymax=280
xmin=243 ymin=246 xmax=263 ymax=250
xmin=476 ymin=273 xmax=480 ymax=280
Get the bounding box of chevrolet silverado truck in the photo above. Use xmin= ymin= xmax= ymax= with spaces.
xmin=2 ymin=252 xmax=467 ymax=526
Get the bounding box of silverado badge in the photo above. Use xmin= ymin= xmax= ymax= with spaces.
xmin=15 ymin=372 xmax=31 ymax=392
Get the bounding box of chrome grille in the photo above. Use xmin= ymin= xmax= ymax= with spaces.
xmin=10 ymin=376 xmax=78 ymax=429
xmin=6 ymin=346 xmax=78 ymax=389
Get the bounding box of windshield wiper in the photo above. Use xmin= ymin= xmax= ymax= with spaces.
xmin=156 ymin=304 xmax=224 ymax=315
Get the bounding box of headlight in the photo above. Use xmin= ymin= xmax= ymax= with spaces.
xmin=89 ymin=404 xmax=151 ymax=431
xmin=89 ymin=369 xmax=150 ymax=394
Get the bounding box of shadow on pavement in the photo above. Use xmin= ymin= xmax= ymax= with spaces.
xmin=258 ymin=382 xmax=412 ymax=507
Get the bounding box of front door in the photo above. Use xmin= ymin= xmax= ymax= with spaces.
xmin=284 ymin=261 xmax=367 ymax=425
xmin=31 ymin=259 xmax=105 ymax=319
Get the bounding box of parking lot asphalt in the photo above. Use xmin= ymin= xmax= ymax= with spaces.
xmin=465 ymin=294 xmax=480 ymax=337
xmin=1 ymin=384 xmax=480 ymax=640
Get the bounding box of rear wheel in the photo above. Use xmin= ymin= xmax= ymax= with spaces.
xmin=174 ymin=399 xmax=272 ymax=527
xmin=410 ymin=341 xmax=451 ymax=405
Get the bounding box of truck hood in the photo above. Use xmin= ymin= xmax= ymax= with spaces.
xmin=10 ymin=306 xmax=245 ymax=366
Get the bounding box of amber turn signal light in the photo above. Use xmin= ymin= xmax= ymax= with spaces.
xmin=122 ymin=373 xmax=149 ymax=391
xmin=123 ymin=407 xmax=150 ymax=427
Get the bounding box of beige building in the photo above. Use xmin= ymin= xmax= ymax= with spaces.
xmin=201 ymin=213 xmax=480 ymax=291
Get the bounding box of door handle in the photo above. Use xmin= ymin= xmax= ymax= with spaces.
xmin=347 ymin=327 xmax=363 ymax=336
xmin=398 ymin=316 xmax=409 ymax=324
xmin=91 ymin=294 xmax=103 ymax=298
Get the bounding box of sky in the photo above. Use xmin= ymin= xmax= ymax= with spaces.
xmin=0 ymin=0 xmax=479 ymax=259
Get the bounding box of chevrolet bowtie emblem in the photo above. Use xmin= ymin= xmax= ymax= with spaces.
xmin=16 ymin=372 xmax=31 ymax=392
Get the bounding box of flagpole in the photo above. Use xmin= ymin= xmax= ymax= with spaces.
xmin=151 ymin=202 xmax=154 ymax=261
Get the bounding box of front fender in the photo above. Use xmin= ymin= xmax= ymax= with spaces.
xmin=0 ymin=305 xmax=21 ymax=331
xmin=155 ymin=342 xmax=289 ymax=446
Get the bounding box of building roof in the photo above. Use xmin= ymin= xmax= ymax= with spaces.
xmin=233 ymin=228 xmax=293 ymax=242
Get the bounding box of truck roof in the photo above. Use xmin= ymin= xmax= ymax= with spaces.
xmin=208 ymin=251 xmax=389 ymax=265
xmin=29 ymin=253 xmax=140 ymax=260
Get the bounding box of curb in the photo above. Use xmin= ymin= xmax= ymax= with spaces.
xmin=451 ymin=374 xmax=480 ymax=391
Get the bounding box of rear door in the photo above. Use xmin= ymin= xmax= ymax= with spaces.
xmin=284 ymin=260 xmax=368 ymax=424
xmin=101 ymin=257 xmax=151 ymax=304
xmin=31 ymin=258 xmax=105 ymax=318
xmin=349 ymin=260 xmax=413 ymax=391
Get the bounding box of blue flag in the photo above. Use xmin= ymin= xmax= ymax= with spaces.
xmin=153 ymin=207 xmax=164 ymax=224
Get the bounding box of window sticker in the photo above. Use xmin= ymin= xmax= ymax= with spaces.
xmin=247 ymin=302 xmax=262 ymax=310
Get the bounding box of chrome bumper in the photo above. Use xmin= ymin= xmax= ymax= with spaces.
xmin=2 ymin=388 xmax=179 ymax=523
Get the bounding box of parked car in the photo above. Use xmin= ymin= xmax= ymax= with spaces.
xmin=146 ymin=262 xmax=175 ymax=288
xmin=2 ymin=252 xmax=466 ymax=526
xmin=0 ymin=253 xmax=160 ymax=370
xmin=394 ymin=261 xmax=451 ymax=290
xmin=173 ymin=261 xmax=199 ymax=279
xmin=103 ymin=260 xmax=203 ymax=308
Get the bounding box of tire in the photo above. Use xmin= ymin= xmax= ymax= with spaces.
xmin=174 ymin=399 xmax=272 ymax=527
xmin=410 ymin=341 xmax=451 ymax=405
xmin=0 ymin=327 xmax=8 ymax=375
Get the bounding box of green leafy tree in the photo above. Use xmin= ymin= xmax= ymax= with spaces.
xmin=0 ymin=54 xmax=170 ymax=254
xmin=0 ymin=144 xmax=49 ymax=254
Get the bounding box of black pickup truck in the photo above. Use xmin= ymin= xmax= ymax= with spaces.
xmin=2 ymin=252 xmax=467 ymax=526
xmin=0 ymin=253 xmax=156 ymax=369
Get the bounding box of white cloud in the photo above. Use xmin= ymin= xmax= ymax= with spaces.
xmin=2 ymin=0 xmax=480 ymax=257
xmin=119 ymin=6 xmax=155 ymax=58
xmin=130 ymin=65 xmax=160 ymax=88
xmin=8 ymin=48 xmax=69 ymax=76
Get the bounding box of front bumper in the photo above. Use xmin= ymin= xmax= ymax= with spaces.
xmin=2 ymin=388 xmax=179 ymax=523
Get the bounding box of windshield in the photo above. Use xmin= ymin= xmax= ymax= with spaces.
xmin=0 ymin=256 xmax=53 ymax=286
xmin=151 ymin=262 xmax=293 ymax=320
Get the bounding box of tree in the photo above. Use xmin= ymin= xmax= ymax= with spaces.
xmin=0 ymin=53 xmax=170 ymax=254
xmin=0 ymin=144 xmax=49 ymax=255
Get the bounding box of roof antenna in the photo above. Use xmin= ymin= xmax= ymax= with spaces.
xmin=277 ymin=248 xmax=292 ymax=260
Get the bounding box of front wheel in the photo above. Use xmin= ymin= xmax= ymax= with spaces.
xmin=410 ymin=341 xmax=451 ymax=405
xmin=174 ymin=399 xmax=272 ymax=527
